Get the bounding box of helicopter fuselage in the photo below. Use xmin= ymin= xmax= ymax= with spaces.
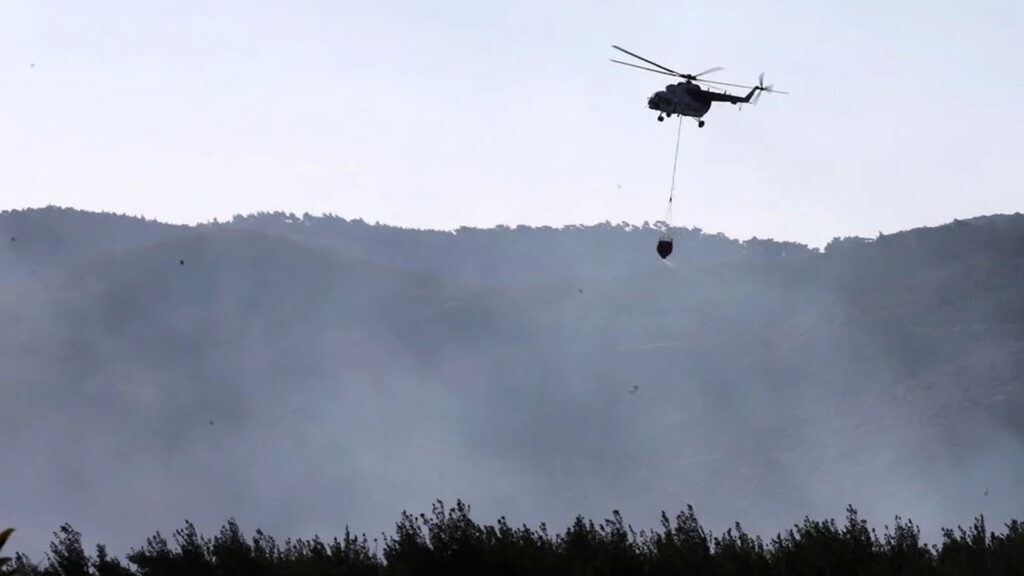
xmin=648 ymin=82 xmax=713 ymax=118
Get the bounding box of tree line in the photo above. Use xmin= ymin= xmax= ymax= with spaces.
xmin=4 ymin=500 xmax=1024 ymax=575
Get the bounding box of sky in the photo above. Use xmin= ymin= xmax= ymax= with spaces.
xmin=1 ymin=0 xmax=1022 ymax=247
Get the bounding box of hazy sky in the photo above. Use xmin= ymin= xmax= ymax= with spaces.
xmin=1 ymin=0 xmax=1021 ymax=246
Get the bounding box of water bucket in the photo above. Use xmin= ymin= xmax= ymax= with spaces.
xmin=656 ymin=237 xmax=673 ymax=259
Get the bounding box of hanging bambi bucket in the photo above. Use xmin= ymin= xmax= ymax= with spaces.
xmin=656 ymin=232 xmax=673 ymax=259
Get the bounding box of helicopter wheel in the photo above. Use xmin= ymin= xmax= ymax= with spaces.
xmin=657 ymin=115 xmax=664 ymax=122
xmin=698 ymin=120 xmax=705 ymax=128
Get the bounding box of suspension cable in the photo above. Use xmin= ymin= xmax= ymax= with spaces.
xmin=665 ymin=115 xmax=684 ymax=226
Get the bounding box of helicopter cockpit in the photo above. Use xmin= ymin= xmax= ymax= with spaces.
xmin=647 ymin=92 xmax=669 ymax=109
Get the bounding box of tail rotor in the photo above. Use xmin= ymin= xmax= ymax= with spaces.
xmin=740 ymin=73 xmax=773 ymax=110
xmin=750 ymin=73 xmax=766 ymax=105
xmin=752 ymin=72 xmax=786 ymax=105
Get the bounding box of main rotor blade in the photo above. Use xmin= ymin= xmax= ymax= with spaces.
xmin=610 ymin=59 xmax=681 ymax=78
xmin=692 ymin=66 xmax=724 ymax=78
xmin=611 ymin=45 xmax=683 ymax=76
xmin=694 ymin=78 xmax=758 ymax=90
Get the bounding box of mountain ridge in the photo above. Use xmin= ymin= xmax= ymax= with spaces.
xmin=2 ymin=205 xmax=1023 ymax=557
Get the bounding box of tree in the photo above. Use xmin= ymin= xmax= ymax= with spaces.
xmin=46 ymin=525 xmax=91 ymax=576
xmin=92 ymin=545 xmax=133 ymax=576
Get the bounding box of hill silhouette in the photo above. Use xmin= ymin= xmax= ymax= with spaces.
xmin=2 ymin=206 xmax=1023 ymax=559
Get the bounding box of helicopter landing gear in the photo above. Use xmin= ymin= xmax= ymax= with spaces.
xmin=698 ymin=120 xmax=705 ymax=128
xmin=657 ymin=114 xmax=664 ymax=122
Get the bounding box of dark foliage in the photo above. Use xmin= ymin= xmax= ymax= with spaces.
xmin=45 ymin=524 xmax=91 ymax=576
xmin=0 ymin=529 xmax=14 ymax=574
xmin=11 ymin=502 xmax=1024 ymax=576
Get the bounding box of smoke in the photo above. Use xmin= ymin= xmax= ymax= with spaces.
xmin=2 ymin=209 xmax=1023 ymax=559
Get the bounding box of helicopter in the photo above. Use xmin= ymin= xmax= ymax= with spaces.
xmin=611 ymin=45 xmax=787 ymax=127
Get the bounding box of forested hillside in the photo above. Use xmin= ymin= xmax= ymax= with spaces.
xmin=2 ymin=207 xmax=1022 ymax=560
